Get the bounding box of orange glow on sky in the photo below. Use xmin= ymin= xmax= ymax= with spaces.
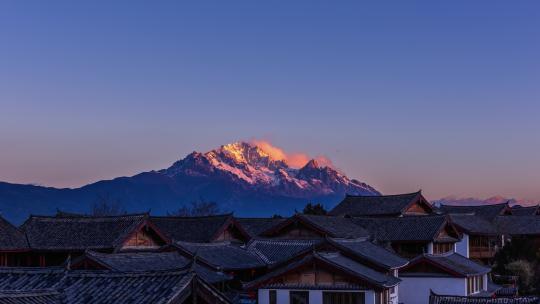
xmin=251 ymin=140 xmax=334 ymax=169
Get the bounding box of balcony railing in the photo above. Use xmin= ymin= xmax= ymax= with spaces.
xmin=469 ymin=246 xmax=497 ymax=258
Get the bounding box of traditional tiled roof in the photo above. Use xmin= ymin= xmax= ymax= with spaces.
xmin=61 ymin=270 xmax=195 ymax=303
xmin=246 ymin=238 xmax=322 ymax=266
xmin=0 ymin=268 xmax=65 ymax=290
xmin=511 ymin=205 xmax=539 ymax=216
xmin=0 ymin=290 xmax=63 ymax=304
xmin=317 ymin=252 xmax=401 ymax=287
xmin=402 ymin=252 xmax=491 ymax=278
xmin=483 ymin=281 xmax=518 ymax=298
xmin=0 ymin=269 xmax=231 ymax=304
xmin=75 ymin=250 xmax=231 ymax=283
xmin=20 ymin=214 xmax=150 ymax=251
xmin=244 ymin=251 xmax=400 ymax=290
xmin=352 ymin=215 xmax=459 ymax=242
xmin=174 ymin=241 xmax=265 ymax=271
xmin=495 ymin=216 xmax=540 ymax=236
xmin=429 ymin=291 xmax=539 ymax=304
xmin=439 ymin=203 xmax=511 ymax=220
xmin=151 ymin=214 xmax=237 ymax=242
xmin=261 ymin=214 xmax=369 ymax=239
xmin=448 ymin=214 xmax=499 ymax=235
xmin=329 ymin=191 xmax=430 ymax=216
xmin=328 ymin=238 xmax=408 ymax=269
xmin=0 ymin=216 xmax=28 ymax=251
xmin=235 ymin=218 xmax=286 ymax=238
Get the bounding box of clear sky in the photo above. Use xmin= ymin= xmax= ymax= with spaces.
xmin=0 ymin=1 xmax=539 ymax=201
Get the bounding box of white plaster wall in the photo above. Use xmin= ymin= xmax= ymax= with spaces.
xmin=427 ymin=242 xmax=434 ymax=254
xmin=399 ymin=277 xmax=466 ymax=304
xmin=309 ymin=290 xmax=322 ymax=304
xmin=277 ymin=290 xmax=289 ymax=304
xmin=455 ymin=233 xmax=469 ymax=258
xmin=364 ymin=290 xmax=376 ymax=304
xmin=258 ymin=289 xmax=269 ymax=304
xmin=258 ymin=289 xmax=372 ymax=304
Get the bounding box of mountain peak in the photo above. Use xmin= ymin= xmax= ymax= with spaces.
xmin=163 ymin=141 xmax=379 ymax=196
xmin=218 ymin=142 xmax=270 ymax=164
xmin=303 ymin=159 xmax=319 ymax=169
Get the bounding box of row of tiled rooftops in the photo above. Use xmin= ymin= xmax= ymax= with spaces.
xmin=0 ymin=191 xmax=537 ymax=303
xmin=430 ymin=291 xmax=540 ymax=304
xmin=0 ymin=267 xmax=232 ymax=304
xmin=0 ymin=190 xmax=538 ymax=252
xmin=0 ymin=211 xmax=449 ymax=251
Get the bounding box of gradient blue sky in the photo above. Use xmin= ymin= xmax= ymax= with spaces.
xmin=0 ymin=1 xmax=539 ymax=201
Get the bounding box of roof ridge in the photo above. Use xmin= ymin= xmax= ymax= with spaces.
xmin=27 ymin=213 xmax=148 ymax=220
xmin=176 ymin=240 xmax=233 ymax=246
xmin=150 ymin=213 xmax=233 ymax=219
xmin=0 ymin=289 xmax=61 ymax=298
xmin=66 ymin=269 xmax=191 ymax=278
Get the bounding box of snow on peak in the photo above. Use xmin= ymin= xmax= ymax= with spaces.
xmin=163 ymin=141 xmax=380 ymax=196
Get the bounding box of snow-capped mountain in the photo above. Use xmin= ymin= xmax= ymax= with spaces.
xmin=0 ymin=142 xmax=379 ymax=223
xmin=162 ymin=142 xmax=379 ymax=197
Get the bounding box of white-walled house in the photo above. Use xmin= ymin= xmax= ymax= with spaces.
xmin=399 ymin=252 xmax=491 ymax=304
xmin=245 ymin=251 xmax=400 ymax=304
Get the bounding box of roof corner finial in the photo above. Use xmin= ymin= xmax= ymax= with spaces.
xmin=65 ymin=254 xmax=72 ymax=271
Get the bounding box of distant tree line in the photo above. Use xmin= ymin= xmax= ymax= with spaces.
xmin=168 ymin=199 xmax=221 ymax=217
xmin=89 ymin=194 xmax=328 ymax=219
xmin=91 ymin=193 xmax=126 ymax=216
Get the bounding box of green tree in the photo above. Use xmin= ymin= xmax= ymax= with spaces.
xmin=91 ymin=193 xmax=126 ymax=216
xmin=302 ymin=203 xmax=327 ymax=215
xmin=506 ymin=260 xmax=535 ymax=294
xmin=494 ymin=237 xmax=540 ymax=295
xmin=169 ymin=198 xmax=221 ymax=216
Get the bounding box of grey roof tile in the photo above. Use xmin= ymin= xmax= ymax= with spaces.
xmin=0 ymin=268 xmax=65 ymax=291
xmin=61 ymin=270 xmax=194 ymax=304
xmin=511 ymin=205 xmax=539 ymax=216
xmin=495 ymin=216 xmax=540 ymax=235
xmin=298 ymin=214 xmax=370 ymax=238
xmin=79 ymin=251 xmax=231 ymax=284
xmin=352 ymin=215 xmax=456 ymax=242
xmin=0 ymin=269 xmax=232 ymax=304
xmin=236 ymin=218 xmax=286 ymax=238
xmin=244 ymin=252 xmax=400 ymax=290
xmin=317 ymin=252 xmax=401 ymax=287
xmin=430 ymin=292 xmax=539 ymax=304
xmin=0 ymin=217 xmax=28 ymax=251
xmin=329 ymin=191 xmax=424 ymax=216
xmin=151 ymin=214 xmax=232 ymax=242
xmin=246 ymin=239 xmax=322 ymax=265
xmin=174 ymin=241 xmax=265 ymax=271
xmin=328 ymin=238 xmax=408 ymax=269
xmin=263 ymin=214 xmax=369 ymax=239
xmin=20 ymin=214 xmax=148 ymax=251
xmin=403 ymin=253 xmax=491 ymax=277
xmin=449 ymin=214 xmax=499 ymax=235
xmin=0 ymin=290 xmax=63 ymax=304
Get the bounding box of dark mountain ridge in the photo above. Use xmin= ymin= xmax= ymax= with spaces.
xmin=0 ymin=142 xmax=379 ymax=224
